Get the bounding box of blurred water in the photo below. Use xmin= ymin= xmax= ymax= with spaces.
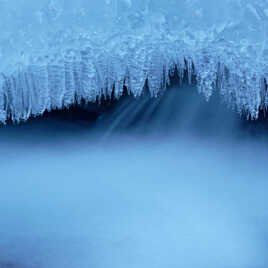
xmin=0 ymin=84 xmax=268 ymax=268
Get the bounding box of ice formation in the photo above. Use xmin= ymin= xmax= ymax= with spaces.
xmin=0 ymin=0 xmax=268 ymax=123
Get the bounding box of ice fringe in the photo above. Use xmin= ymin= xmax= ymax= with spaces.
xmin=0 ymin=37 xmax=267 ymax=124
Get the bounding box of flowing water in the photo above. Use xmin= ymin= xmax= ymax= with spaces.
xmin=0 ymin=84 xmax=268 ymax=268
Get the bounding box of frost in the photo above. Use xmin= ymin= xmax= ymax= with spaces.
xmin=0 ymin=0 xmax=268 ymax=123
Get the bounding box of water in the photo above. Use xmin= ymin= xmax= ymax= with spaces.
xmin=0 ymin=84 xmax=268 ymax=268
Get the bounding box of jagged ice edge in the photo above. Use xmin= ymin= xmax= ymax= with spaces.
xmin=0 ymin=37 xmax=267 ymax=124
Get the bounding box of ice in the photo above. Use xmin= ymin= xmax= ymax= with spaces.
xmin=0 ymin=0 xmax=268 ymax=123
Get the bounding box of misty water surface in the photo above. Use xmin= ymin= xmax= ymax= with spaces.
xmin=0 ymin=85 xmax=268 ymax=268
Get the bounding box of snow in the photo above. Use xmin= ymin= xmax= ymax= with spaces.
xmin=0 ymin=0 xmax=268 ymax=123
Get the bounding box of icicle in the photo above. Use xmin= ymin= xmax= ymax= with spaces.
xmin=0 ymin=74 xmax=7 ymax=123
xmin=63 ymin=51 xmax=76 ymax=107
xmin=80 ymin=47 xmax=98 ymax=103
xmin=127 ymin=47 xmax=148 ymax=97
xmin=27 ymin=62 xmax=49 ymax=117
xmin=195 ymin=50 xmax=218 ymax=101
xmin=147 ymin=49 xmax=164 ymax=97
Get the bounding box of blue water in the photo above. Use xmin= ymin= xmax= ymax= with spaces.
xmin=0 ymin=85 xmax=268 ymax=268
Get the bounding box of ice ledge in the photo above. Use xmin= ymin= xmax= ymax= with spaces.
xmin=0 ymin=0 xmax=268 ymax=123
